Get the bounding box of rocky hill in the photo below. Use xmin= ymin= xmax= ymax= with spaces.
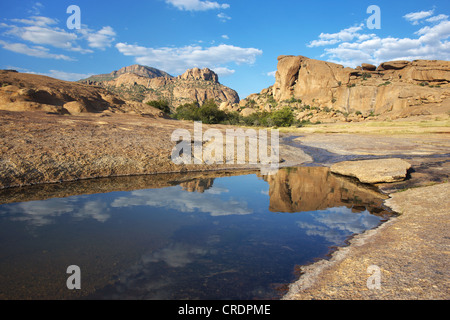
xmin=0 ymin=70 xmax=165 ymax=117
xmin=80 ymin=66 xmax=240 ymax=109
xmin=238 ymin=56 xmax=450 ymax=122
xmin=81 ymin=64 xmax=173 ymax=84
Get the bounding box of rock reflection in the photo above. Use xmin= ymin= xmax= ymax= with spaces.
xmin=262 ymin=167 xmax=388 ymax=214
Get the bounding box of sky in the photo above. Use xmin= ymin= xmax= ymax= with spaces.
xmin=0 ymin=0 xmax=449 ymax=99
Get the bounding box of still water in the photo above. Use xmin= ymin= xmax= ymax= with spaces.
xmin=0 ymin=167 xmax=392 ymax=300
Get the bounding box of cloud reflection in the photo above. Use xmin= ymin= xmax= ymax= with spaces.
xmin=296 ymin=207 xmax=381 ymax=244
xmin=111 ymin=187 xmax=253 ymax=217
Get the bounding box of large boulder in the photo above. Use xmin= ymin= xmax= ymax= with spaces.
xmin=330 ymin=158 xmax=412 ymax=184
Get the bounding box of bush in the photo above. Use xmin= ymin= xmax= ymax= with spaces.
xmin=146 ymin=100 xmax=171 ymax=114
xmin=197 ymin=100 xmax=227 ymax=124
xmin=173 ymin=102 xmax=200 ymax=121
xmin=173 ymin=100 xmax=296 ymax=128
xmin=270 ymin=107 xmax=295 ymax=127
xmin=173 ymin=100 xmax=227 ymax=124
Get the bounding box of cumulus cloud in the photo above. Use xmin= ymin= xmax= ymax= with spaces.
xmin=79 ymin=26 xmax=116 ymax=50
xmin=116 ymin=42 xmax=262 ymax=75
xmin=166 ymin=0 xmax=230 ymax=11
xmin=0 ymin=15 xmax=116 ymax=59
xmin=308 ymin=10 xmax=450 ymax=68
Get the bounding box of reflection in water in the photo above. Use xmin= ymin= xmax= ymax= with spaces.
xmin=0 ymin=167 xmax=392 ymax=300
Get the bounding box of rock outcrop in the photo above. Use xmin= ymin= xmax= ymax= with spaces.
xmin=330 ymin=158 xmax=412 ymax=184
xmin=82 ymin=64 xmax=173 ymax=85
xmin=80 ymin=66 xmax=240 ymax=109
xmin=240 ymin=56 xmax=450 ymax=122
xmin=0 ymin=70 xmax=165 ymax=117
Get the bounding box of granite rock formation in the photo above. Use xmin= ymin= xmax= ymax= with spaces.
xmin=80 ymin=66 xmax=240 ymax=109
xmin=240 ymin=56 xmax=450 ymax=121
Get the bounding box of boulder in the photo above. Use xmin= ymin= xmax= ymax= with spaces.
xmin=330 ymin=158 xmax=412 ymax=184
xmin=361 ymin=63 xmax=377 ymax=71
xmin=379 ymin=60 xmax=410 ymax=70
xmin=241 ymin=108 xmax=257 ymax=117
xmin=63 ymin=101 xmax=88 ymax=114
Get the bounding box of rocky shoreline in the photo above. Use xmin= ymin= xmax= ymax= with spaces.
xmin=282 ymin=131 xmax=450 ymax=300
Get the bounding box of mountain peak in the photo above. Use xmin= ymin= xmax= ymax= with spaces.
xmin=111 ymin=65 xmax=173 ymax=79
xmin=177 ymin=67 xmax=219 ymax=83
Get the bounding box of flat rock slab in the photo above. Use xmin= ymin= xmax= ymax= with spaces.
xmin=330 ymin=158 xmax=412 ymax=184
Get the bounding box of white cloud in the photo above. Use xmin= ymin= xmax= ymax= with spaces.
xmin=426 ymin=14 xmax=449 ymax=23
xmin=308 ymin=24 xmax=365 ymax=47
xmin=212 ymin=67 xmax=235 ymax=76
xmin=217 ymin=12 xmax=231 ymax=22
xmin=28 ymin=2 xmax=44 ymax=15
xmin=0 ymin=15 xmax=116 ymax=59
xmin=116 ymin=42 xmax=262 ymax=75
xmin=166 ymin=0 xmax=230 ymax=11
xmin=0 ymin=40 xmax=74 ymax=60
xmin=79 ymin=26 xmax=116 ymax=50
xmin=221 ymin=34 xmax=229 ymax=40
xmin=308 ymin=11 xmax=450 ymax=68
xmin=42 ymin=70 xmax=93 ymax=81
xmin=404 ymin=10 xmax=434 ymax=25
xmin=267 ymin=71 xmax=276 ymax=77
xmin=4 ymin=66 xmax=93 ymax=81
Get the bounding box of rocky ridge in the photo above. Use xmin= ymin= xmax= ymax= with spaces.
xmin=237 ymin=56 xmax=450 ymax=122
xmin=80 ymin=66 xmax=240 ymax=109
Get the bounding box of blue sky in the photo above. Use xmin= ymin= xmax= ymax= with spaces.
xmin=0 ymin=0 xmax=449 ymax=99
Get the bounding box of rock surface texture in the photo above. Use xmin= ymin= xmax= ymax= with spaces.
xmin=330 ymin=158 xmax=412 ymax=184
xmin=240 ymin=56 xmax=450 ymax=121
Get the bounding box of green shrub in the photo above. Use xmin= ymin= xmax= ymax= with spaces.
xmin=146 ymin=100 xmax=171 ymax=114
xmin=197 ymin=100 xmax=227 ymax=124
xmin=270 ymin=107 xmax=295 ymax=127
xmin=173 ymin=102 xmax=201 ymax=121
xmin=173 ymin=100 xmax=226 ymax=124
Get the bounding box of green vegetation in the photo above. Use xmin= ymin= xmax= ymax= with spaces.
xmin=378 ymin=81 xmax=391 ymax=87
xmin=171 ymin=100 xmax=299 ymax=128
xmin=172 ymin=100 xmax=227 ymax=124
xmin=362 ymin=73 xmax=372 ymax=81
xmin=146 ymin=100 xmax=171 ymax=114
